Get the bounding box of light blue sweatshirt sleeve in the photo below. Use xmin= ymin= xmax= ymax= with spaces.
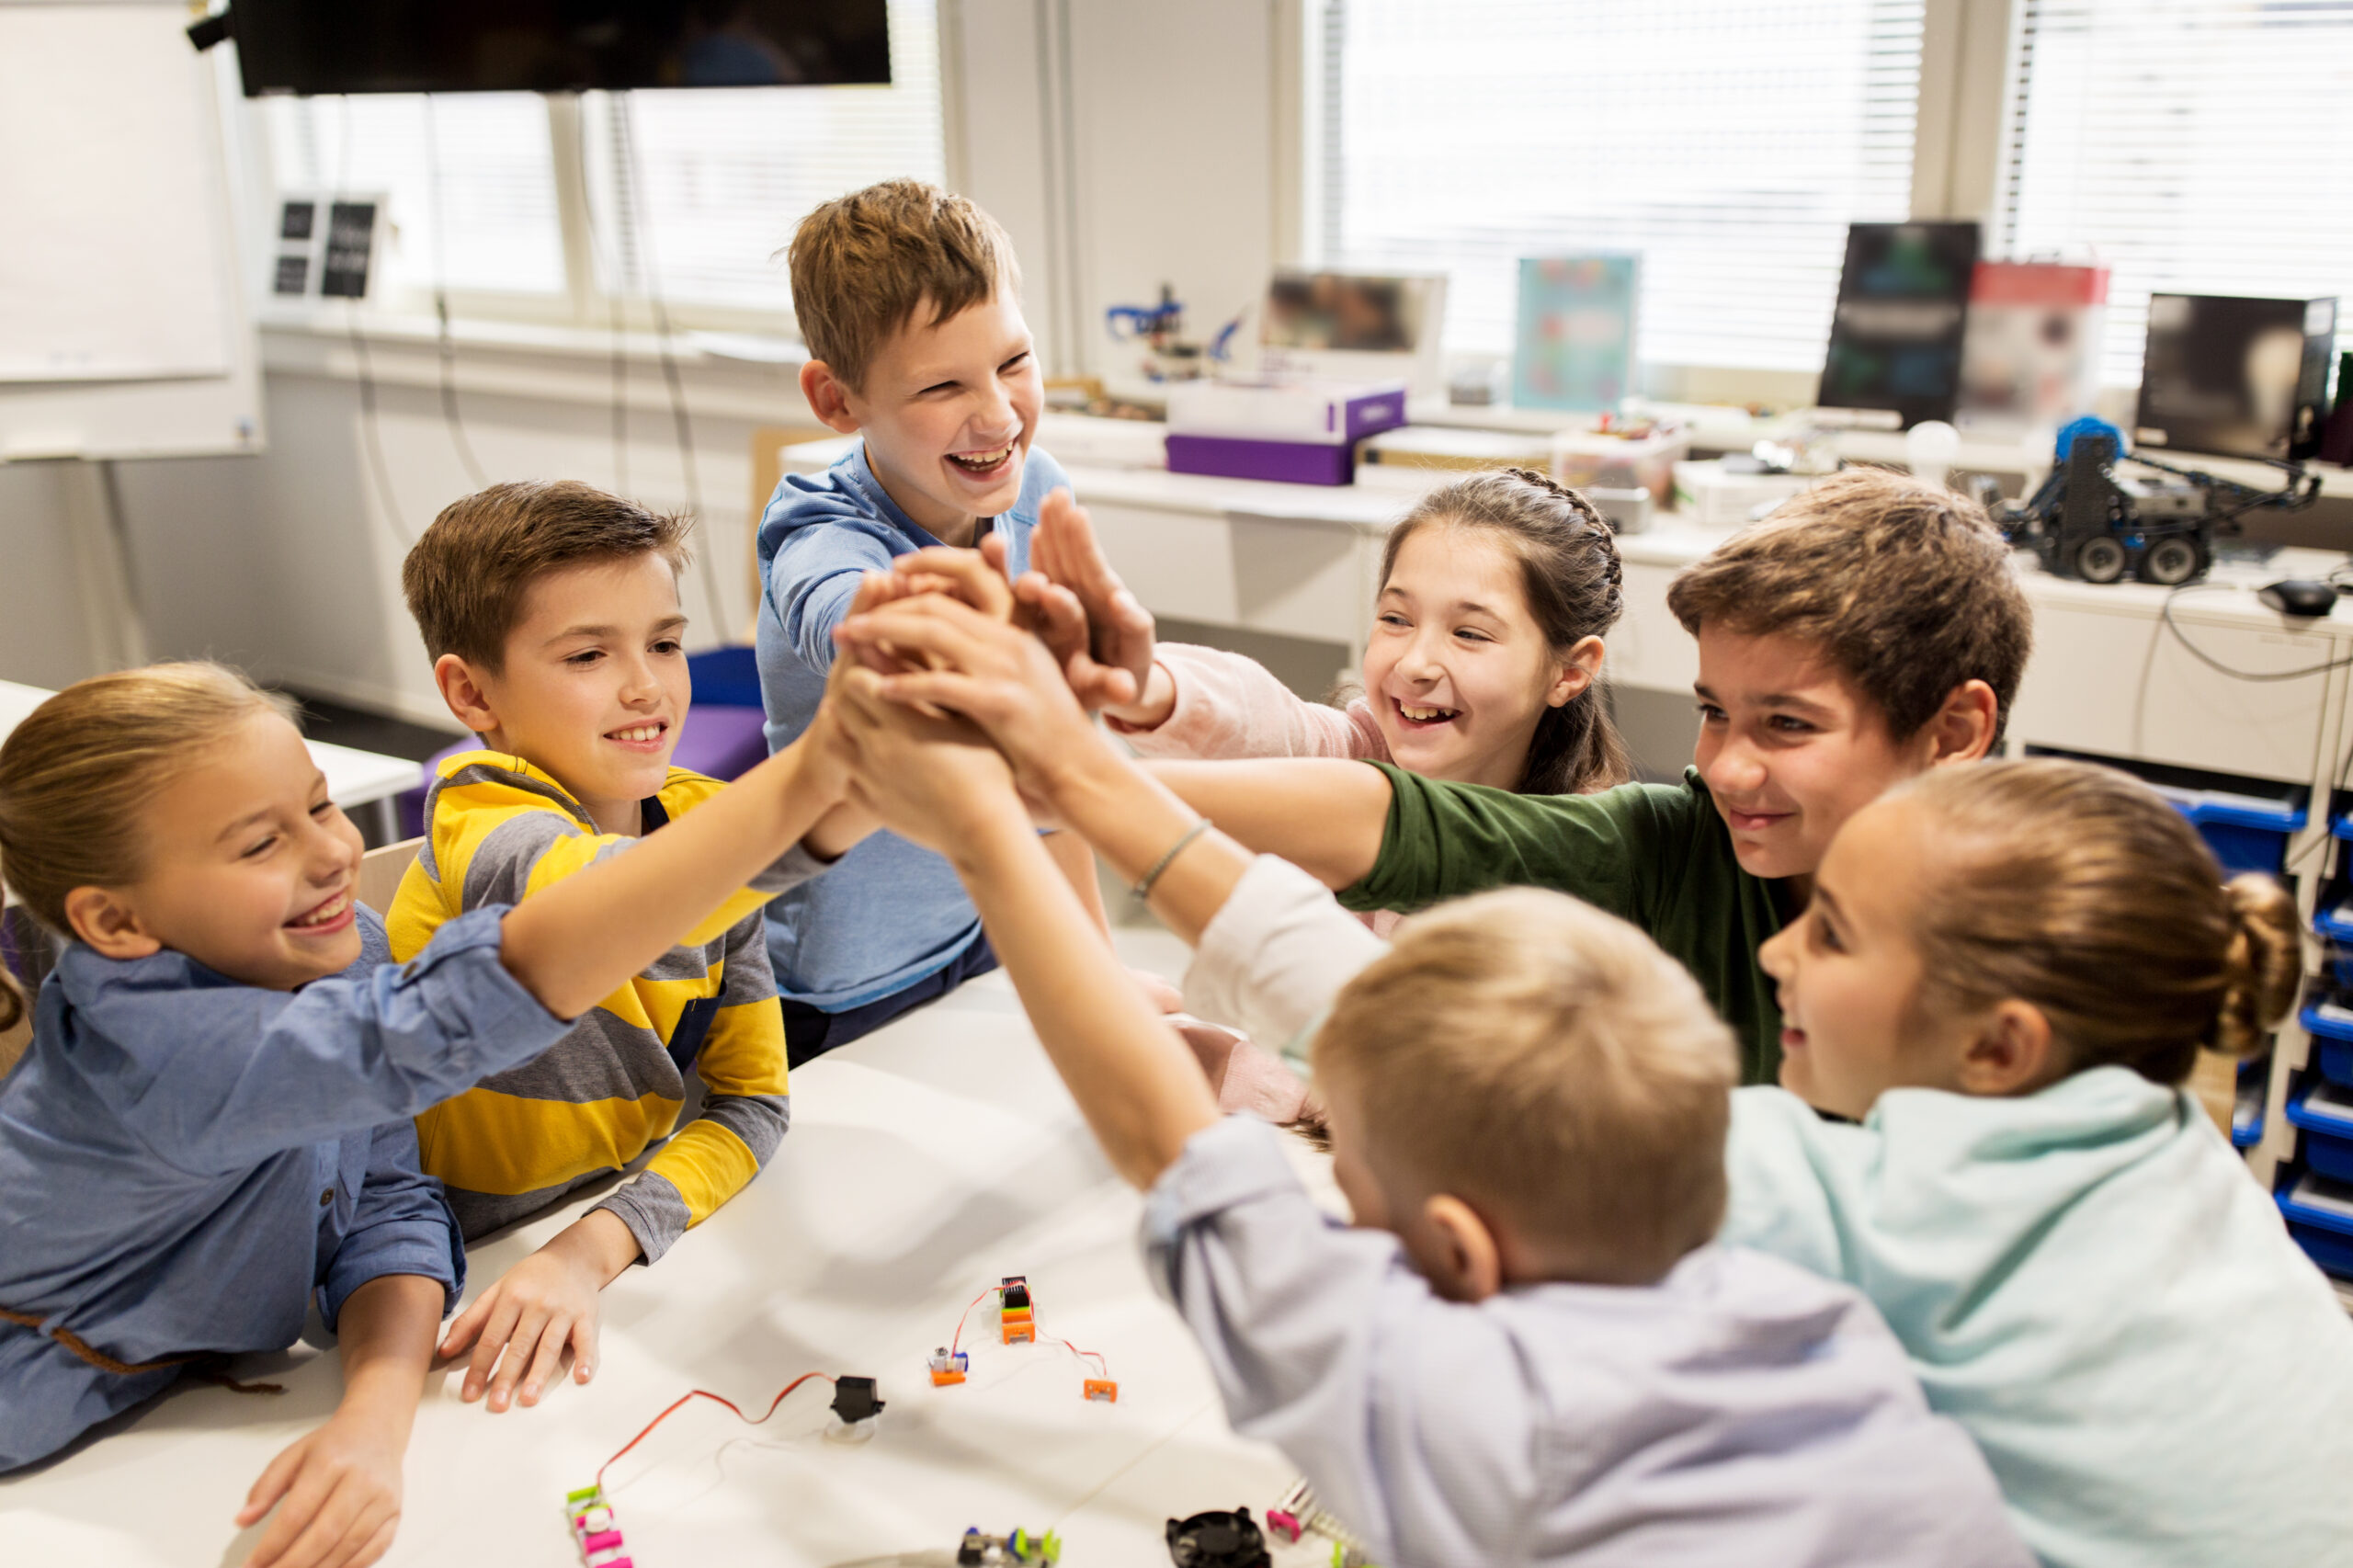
xmin=74 ymin=905 xmax=570 ymax=1176
xmin=766 ymin=506 xmax=901 ymax=675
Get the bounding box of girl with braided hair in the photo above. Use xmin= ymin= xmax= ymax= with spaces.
xmin=1032 ymin=468 xmax=1630 ymax=1119
xmin=1102 ymin=467 xmax=1629 ymax=814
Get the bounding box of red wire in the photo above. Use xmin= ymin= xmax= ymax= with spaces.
xmin=596 ymin=1372 xmax=835 ymax=1492
xmin=945 ymin=1281 xmax=1112 ymax=1381
xmin=946 ymin=1285 xmax=995 ymax=1357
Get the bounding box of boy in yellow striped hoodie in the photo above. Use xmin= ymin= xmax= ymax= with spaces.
xmin=392 ymin=479 xmax=855 ymax=1415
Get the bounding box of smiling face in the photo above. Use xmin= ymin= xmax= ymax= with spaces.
xmin=830 ymin=290 xmax=1042 ymax=547
xmin=464 ymin=553 xmax=690 ymax=834
xmin=1756 ymin=795 xmax=1980 ymax=1118
xmin=1360 ymin=524 xmax=1594 ymax=790
xmin=1691 ymin=626 xmax=1937 ymax=895
xmin=88 ymin=710 xmax=367 ymax=990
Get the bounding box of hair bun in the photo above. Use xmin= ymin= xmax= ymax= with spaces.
xmin=2214 ymin=874 xmax=2301 ymax=1057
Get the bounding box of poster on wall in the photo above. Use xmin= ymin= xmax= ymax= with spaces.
xmin=1513 ymin=255 xmax=1639 ymax=414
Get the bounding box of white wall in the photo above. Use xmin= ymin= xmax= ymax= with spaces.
xmin=0 ymin=1 xmax=1284 ymax=707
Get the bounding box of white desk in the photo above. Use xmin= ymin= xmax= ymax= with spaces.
xmin=0 ymin=679 xmax=424 ymax=845
xmin=1 ymin=925 xmax=1331 ymax=1567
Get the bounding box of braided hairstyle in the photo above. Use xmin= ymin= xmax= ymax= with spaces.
xmin=1378 ymin=468 xmax=1631 ymax=796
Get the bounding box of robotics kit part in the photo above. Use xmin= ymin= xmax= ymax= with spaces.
xmin=1000 ymin=1276 xmax=1036 ymax=1346
xmin=830 ymin=1375 xmax=886 ymax=1425
xmin=564 ymin=1485 xmax=634 ymax=1568
xmin=1082 ymin=1377 xmax=1120 ymax=1403
xmin=929 ymin=1346 xmax=970 ymax=1386
xmin=1165 ymin=1506 xmax=1272 ymax=1568
xmin=1983 ymin=415 xmax=2318 ymax=587
xmin=956 ymin=1527 xmax=1063 ymax=1566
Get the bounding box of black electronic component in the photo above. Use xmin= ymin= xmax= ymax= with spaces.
xmin=830 ymin=1375 xmax=885 ymax=1425
xmin=1165 ymin=1507 xmax=1272 ymax=1568
xmin=2259 ymin=579 xmax=2339 ymax=618
xmin=999 ymin=1276 xmax=1031 ymax=1312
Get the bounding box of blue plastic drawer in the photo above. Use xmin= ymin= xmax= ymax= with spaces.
xmin=2303 ymin=1003 xmax=2353 ymax=1087
xmin=2159 ymin=790 xmax=2305 ymax=879
xmin=2279 ymin=1170 xmax=2353 ymax=1279
xmin=2233 ymin=1073 xmax=2266 ymax=1151
xmin=2286 ymin=1079 xmax=2353 ymax=1180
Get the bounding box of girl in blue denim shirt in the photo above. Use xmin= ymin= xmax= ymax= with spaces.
xmin=0 ymin=662 xmax=849 ymax=1568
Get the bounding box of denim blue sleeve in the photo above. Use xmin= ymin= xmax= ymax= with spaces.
xmin=93 ymin=906 xmax=570 ymax=1176
xmin=320 ymin=1118 xmax=466 ymax=1327
xmin=767 ymin=513 xmax=903 ymax=675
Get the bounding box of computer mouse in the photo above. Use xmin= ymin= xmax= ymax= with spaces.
xmin=2257 ymin=578 xmax=2339 ymax=618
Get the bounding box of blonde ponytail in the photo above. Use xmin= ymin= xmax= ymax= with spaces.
xmin=2215 ymin=874 xmax=2302 ymax=1059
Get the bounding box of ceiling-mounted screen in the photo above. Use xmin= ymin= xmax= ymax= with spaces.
xmin=230 ymin=0 xmax=891 ymax=95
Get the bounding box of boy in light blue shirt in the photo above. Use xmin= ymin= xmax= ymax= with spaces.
xmin=756 ymin=177 xmax=1102 ymax=1062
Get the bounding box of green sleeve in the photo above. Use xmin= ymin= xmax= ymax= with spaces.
xmin=1338 ymin=764 xmax=1701 ymax=924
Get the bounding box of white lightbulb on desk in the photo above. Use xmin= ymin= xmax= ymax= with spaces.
xmin=1904 ymin=420 xmax=1961 ymax=490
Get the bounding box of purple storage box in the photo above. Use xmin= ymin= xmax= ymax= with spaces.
xmin=1166 ymin=434 xmax=1358 ymax=486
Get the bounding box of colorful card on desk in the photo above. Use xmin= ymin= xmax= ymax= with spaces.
xmin=1513 ymin=255 xmax=1639 ymax=413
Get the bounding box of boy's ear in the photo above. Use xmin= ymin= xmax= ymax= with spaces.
xmin=1924 ymin=678 xmax=2000 ymax=765
xmin=1418 ymin=1193 xmax=1506 ymax=1303
xmin=64 ymin=886 xmax=161 ymax=961
xmin=1547 ymin=634 xmax=1608 ymax=709
xmin=433 ymin=653 xmax=502 ymax=738
xmin=1957 ymin=999 xmax=2058 ymax=1096
xmin=799 ymin=360 xmax=863 ymax=436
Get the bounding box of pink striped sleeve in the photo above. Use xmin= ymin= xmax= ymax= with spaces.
xmin=1108 ymin=642 xmax=1390 ymax=764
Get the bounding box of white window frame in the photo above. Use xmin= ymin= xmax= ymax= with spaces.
xmin=1286 ymin=0 xmax=2029 ymax=406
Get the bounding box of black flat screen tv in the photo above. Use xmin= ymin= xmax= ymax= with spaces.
xmin=231 ymin=0 xmax=891 ymax=95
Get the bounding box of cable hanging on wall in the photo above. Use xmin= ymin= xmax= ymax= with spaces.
xmin=613 ymin=91 xmax=732 ymax=637
xmin=332 ymin=97 xmax=414 ymax=548
xmin=422 ymin=93 xmax=490 ymax=491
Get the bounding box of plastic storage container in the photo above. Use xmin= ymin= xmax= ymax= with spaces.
xmin=2147 ymin=786 xmax=2305 ymax=879
xmin=2277 ymin=1169 xmax=2353 ymax=1279
xmin=1552 ymin=417 xmax=1688 ymax=510
xmin=2302 ymin=999 xmax=2353 ymax=1088
xmin=2286 ymin=1078 xmax=2353 ymax=1182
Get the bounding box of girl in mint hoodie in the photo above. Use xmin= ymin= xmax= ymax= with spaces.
xmin=1171 ymin=756 xmax=2349 ymax=1568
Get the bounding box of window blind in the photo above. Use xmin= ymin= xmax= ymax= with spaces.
xmin=2000 ymin=0 xmax=2353 ymax=388
xmin=259 ymin=93 xmax=567 ymax=299
xmin=585 ymin=0 xmax=944 ymax=315
xmin=1320 ymin=0 xmax=1926 ymax=372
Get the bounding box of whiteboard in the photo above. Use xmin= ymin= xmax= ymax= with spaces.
xmin=0 ymin=0 xmax=262 ymax=460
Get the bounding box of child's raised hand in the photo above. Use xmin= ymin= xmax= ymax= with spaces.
xmin=832 ymin=665 xmax=1028 ymax=857
xmin=832 ymin=588 xmax=1097 ymax=802
xmin=436 ymin=1209 xmax=635 ymax=1415
xmin=1031 ymin=488 xmax=1159 ymax=715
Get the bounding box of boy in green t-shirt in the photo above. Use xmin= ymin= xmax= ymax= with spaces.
xmin=1033 ymin=466 xmax=2033 ymax=1084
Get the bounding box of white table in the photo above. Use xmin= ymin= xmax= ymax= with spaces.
xmin=1 ymin=925 xmax=1332 ymax=1567
xmin=0 ymin=679 xmax=424 ymax=846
